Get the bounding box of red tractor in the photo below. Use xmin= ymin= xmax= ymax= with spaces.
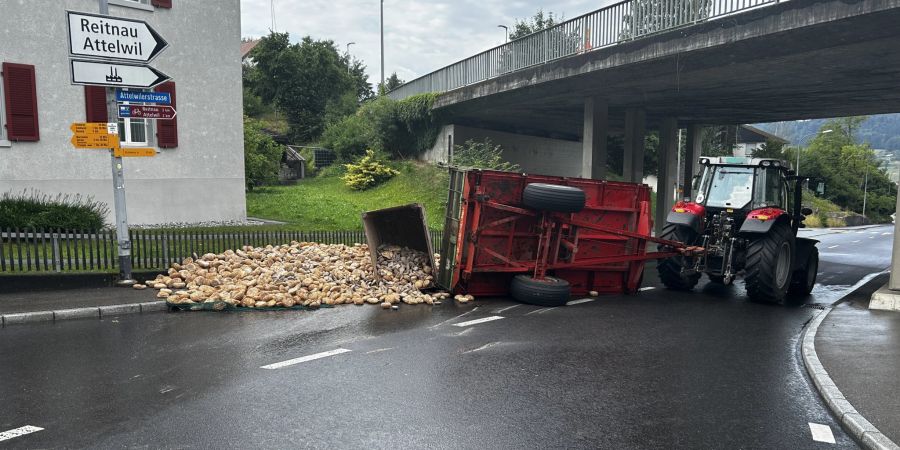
xmin=658 ymin=156 xmax=820 ymax=303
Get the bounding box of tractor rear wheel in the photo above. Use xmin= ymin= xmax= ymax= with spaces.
xmin=744 ymin=222 xmax=795 ymax=303
xmin=509 ymin=275 xmax=571 ymax=307
xmin=788 ymin=247 xmax=818 ymax=297
xmin=657 ymin=224 xmax=701 ymax=291
xmin=522 ymin=183 xmax=586 ymax=213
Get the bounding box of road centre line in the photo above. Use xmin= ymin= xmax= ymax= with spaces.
xmin=883 ymin=232 xmax=892 ymax=236
xmin=525 ymin=307 xmax=556 ymax=316
xmin=828 ymin=245 xmax=839 ymax=249
xmin=808 ymin=422 xmax=836 ymax=444
xmin=566 ymin=298 xmax=595 ymax=306
xmin=852 ymin=240 xmax=861 ymax=243
xmin=453 ymin=316 xmax=505 ymax=327
xmin=639 ymin=287 xmax=656 ymax=291
xmin=261 ymin=348 xmax=351 ymax=370
xmin=430 ymin=307 xmax=479 ymax=329
xmin=0 ymin=426 xmax=44 ymax=443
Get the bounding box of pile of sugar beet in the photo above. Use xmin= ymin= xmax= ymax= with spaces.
xmin=134 ymin=242 xmax=475 ymax=310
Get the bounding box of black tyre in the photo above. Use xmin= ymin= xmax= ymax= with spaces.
xmin=509 ymin=275 xmax=571 ymax=306
xmin=657 ymin=224 xmax=701 ymax=290
xmin=522 ymin=183 xmax=586 ymax=213
xmin=788 ymin=247 xmax=818 ymax=297
xmin=744 ymin=222 xmax=795 ymax=303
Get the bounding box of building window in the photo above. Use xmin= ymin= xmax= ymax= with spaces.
xmin=118 ymin=89 xmax=150 ymax=146
xmin=109 ymin=0 xmax=154 ymax=11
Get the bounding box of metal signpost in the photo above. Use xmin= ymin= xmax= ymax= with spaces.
xmin=117 ymin=104 xmax=176 ymax=120
xmin=64 ymin=0 xmax=172 ymax=285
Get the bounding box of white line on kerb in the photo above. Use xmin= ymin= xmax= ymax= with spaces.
xmin=566 ymin=298 xmax=595 ymax=306
xmin=0 ymin=426 xmax=44 ymax=443
xmin=828 ymin=245 xmax=839 ymax=249
xmin=638 ymin=287 xmax=656 ymax=291
xmin=808 ymin=422 xmax=836 ymax=444
xmin=453 ymin=316 xmax=505 ymax=327
xmin=261 ymin=348 xmax=351 ymax=370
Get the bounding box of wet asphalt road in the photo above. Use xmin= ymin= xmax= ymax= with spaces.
xmin=0 ymin=225 xmax=893 ymax=449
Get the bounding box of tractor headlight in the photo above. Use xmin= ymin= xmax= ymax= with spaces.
xmin=773 ymin=161 xmax=781 ymax=167
xmin=761 ymin=161 xmax=771 ymax=167
xmin=700 ymin=158 xmax=710 ymax=165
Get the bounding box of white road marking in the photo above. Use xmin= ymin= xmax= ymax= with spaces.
xmin=261 ymin=348 xmax=351 ymax=370
xmin=494 ymin=304 xmax=520 ymax=314
xmin=852 ymin=240 xmax=861 ymax=243
xmin=808 ymin=422 xmax=836 ymax=444
xmin=870 ymin=231 xmax=880 ymax=234
xmin=0 ymin=426 xmax=44 ymax=443
xmin=638 ymin=287 xmax=656 ymax=291
xmin=159 ymin=385 xmax=175 ymax=394
xmin=429 ymin=307 xmax=479 ymax=329
xmin=525 ymin=307 xmax=556 ymax=315
xmin=870 ymin=236 xmax=876 ymax=239
xmin=883 ymin=232 xmax=892 ymax=236
xmin=566 ymin=298 xmax=595 ymax=306
xmin=453 ymin=316 xmax=504 ymax=327
xmin=365 ymin=347 xmax=394 ymax=355
xmin=462 ymin=341 xmax=502 ymax=354
xmin=828 ymin=245 xmax=839 ymax=249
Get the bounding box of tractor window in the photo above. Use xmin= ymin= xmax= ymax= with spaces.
xmin=701 ymin=166 xmax=754 ymax=209
xmin=753 ymin=167 xmax=785 ymax=209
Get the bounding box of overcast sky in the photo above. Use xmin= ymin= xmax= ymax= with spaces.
xmin=240 ymin=0 xmax=612 ymax=86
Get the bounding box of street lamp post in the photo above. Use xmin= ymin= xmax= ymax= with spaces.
xmin=346 ymin=42 xmax=355 ymax=74
xmin=380 ymin=0 xmax=385 ymax=89
xmin=498 ymin=25 xmax=508 ymax=43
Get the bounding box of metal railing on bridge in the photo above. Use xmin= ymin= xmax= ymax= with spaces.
xmin=387 ymin=0 xmax=778 ymax=100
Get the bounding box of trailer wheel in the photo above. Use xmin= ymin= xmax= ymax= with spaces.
xmin=509 ymin=275 xmax=571 ymax=306
xmin=744 ymin=222 xmax=795 ymax=303
xmin=657 ymin=224 xmax=701 ymax=291
xmin=788 ymin=247 xmax=818 ymax=297
xmin=522 ymin=183 xmax=586 ymax=213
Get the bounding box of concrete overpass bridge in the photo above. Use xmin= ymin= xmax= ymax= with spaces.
xmin=390 ymin=0 xmax=900 ymax=232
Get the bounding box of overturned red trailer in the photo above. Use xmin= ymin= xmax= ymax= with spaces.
xmin=436 ymin=168 xmax=687 ymax=305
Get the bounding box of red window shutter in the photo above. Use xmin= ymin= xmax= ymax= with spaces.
xmin=2 ymin=62 xmax=39 ymax=141
xmin=84 ymin=86 xmax=108 ymax=122
xmin=155 ymin=81 xmax=178 ymax=148
xmin=151 ymin=0 xmax=172 ymax=8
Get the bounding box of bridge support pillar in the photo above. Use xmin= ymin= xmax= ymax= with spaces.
xmin=684 ymin=124 xmax=704 ymax=200
xmin=582 ymin=97 xmax=608 ymax=179
xmin=623 ymin=108 xmax=646 ymax=183
xmin=656 ymin=118 xmax=679 ymax=235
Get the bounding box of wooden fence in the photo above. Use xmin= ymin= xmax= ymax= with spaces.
xmin=0 ymin=228 xmax=443 ymax=273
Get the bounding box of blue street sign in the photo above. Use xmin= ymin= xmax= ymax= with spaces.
xmin=118 ymin=105 xmax=131 ymax=118
xmin=115 ymin=90 xmax=171 ymax=105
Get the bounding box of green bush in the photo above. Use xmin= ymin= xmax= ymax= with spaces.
xmin=244 ymin=116 xmax=284 ymax=190
xmin=0 ymin=190 xmax=109 ymax=230
xmin=320 ymin=93 xmax=439 ymax=162
xmin=452 ymin=138 xmax=520 ymax=171
xmin=342 ymin=150 xmax=399 ymax=190
xmin=317 ymin=163 xmax=346 ymax=178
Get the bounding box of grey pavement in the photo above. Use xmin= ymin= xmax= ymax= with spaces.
xmin=0 ymin=224 xmax=893 ymax=448
xmin=0 ymin=287 xmax=155 ymax=315
xmin=817 ymin=274 xmax=900 ymax=445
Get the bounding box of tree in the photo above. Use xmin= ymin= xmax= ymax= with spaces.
xmin=751 ymin=139 xmax=787 ymax=159
xmin=378 ymin=72 xmax=404 ymax=95
xmin=247 ymin=32 xmax=356 ymax=142
xmin=342 ymin=56 xmax=374 ymax=102
xmin=243 ymin=116 xmax=284 ymax=190
xmin=509 ymin=10 xmax=560 ymax=40
xmin=620 ymin=0 xmax=712 ymax=40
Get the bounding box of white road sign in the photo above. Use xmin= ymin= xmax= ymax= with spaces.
xmin=70 ymin=59 xmax=170 ymax=88
xmin=67 ymin=11 xmax=168 ymax=63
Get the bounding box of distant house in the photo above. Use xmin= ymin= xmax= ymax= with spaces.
xmin=734 ymin=125 xmax=788 ymax=157
xmin=280 ymin=146 xmax=307 ymax=183
xmin=241 ymin=39 xmax=260 ymax=65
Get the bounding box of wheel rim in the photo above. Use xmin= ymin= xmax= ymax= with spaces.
xmin=775 ymin=242 xmax=791 ymax=287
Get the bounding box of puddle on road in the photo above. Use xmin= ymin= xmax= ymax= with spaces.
xmin=809 ymin=271 xmax=888 ymax=305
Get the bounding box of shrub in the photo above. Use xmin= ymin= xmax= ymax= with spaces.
xmin=0 ymin=190 xmax=109 ymax=230
xmin=244 ymin=116 xmax=284 ymax=190
xmin=342 ymin=150 xmax=399 ymax=190
xmin=320 ymin=93 xmax=439 ymax=162
xmin=452 ymin=138 xmax=520 ymax=172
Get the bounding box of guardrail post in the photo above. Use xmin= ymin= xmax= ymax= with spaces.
xmin=52 ymin=232 xmax=61 ymax=273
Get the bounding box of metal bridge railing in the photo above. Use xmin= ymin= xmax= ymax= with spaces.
xmin=387 ymin=0 xmax=778 ymax=100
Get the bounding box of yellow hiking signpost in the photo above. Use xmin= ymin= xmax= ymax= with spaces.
xmin=69 ymin=122 xmax=155 ymax=157
xmin=114 ymin=147 xmax=156 ymax=157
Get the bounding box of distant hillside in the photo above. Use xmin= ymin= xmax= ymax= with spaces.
xmin=755 ymin=113 xmax=900 ymax=152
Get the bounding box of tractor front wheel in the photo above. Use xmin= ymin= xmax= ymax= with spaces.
xmin=744 ymin=223 xmax=795 ymax=303
xmin=657 ymin=224 xmax=701 ymax=291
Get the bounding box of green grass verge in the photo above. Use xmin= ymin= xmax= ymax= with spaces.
xmin=246 ymin=162 xmax=449 ymax=231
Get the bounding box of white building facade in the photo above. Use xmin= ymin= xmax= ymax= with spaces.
xmin=0 ymin=0 xmax=245 ymax=225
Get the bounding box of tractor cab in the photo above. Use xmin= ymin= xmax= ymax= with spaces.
xmin=691 ymin=156 xmax=793 ymax=229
